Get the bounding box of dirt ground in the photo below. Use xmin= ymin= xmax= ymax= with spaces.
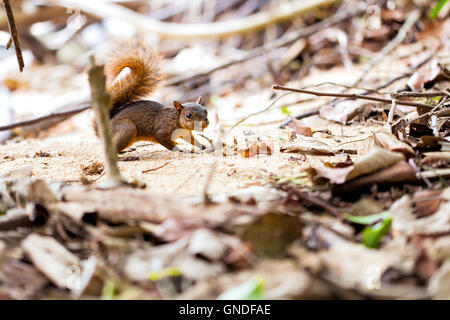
xmin=0 ymin=41 xmax=429 ymax=197
xmin=0 ymin=114 xmax=377 ymax=196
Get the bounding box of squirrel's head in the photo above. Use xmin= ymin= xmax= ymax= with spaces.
xmin=174 ymin=96 xmax=209 ymax=131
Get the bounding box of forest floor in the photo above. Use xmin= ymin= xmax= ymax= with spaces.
xmin=1 ymin=2 xmax=450 ymax=301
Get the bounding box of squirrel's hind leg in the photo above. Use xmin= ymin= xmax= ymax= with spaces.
xmin=111 ymin=119 xmax=137 ymax=153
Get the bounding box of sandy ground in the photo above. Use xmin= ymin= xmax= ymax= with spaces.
xmin=1 ymin=40 xmax=427 ymax=196
xmin=0 ymin=110 xmax=377 ymax=196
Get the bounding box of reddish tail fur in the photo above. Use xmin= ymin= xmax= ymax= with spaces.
xmin=104 ymin=39 xmax=162 ymax=112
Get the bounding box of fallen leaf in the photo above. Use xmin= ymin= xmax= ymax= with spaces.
xmin=22 ymin=234 xmax=81 ymax=289
xmin=413 ymin=189 xmax=444 ymax=218
xmin=287 ymin=116 xmax=313 ymax=137
xmin=237 ymin=140 xmax=273 ymax=158
xmin=239 ymin=212 xmax=303 ymax=258
xmin=407 ymin=59 xmax=450 ymax=90
xmin=315 ymin=147 xmax=405 ymax=184
xmin=281 ymin=136 xmax=356 ymax=156
xmin=337 ymin=161 xmax=419 ymax=192
xmin=319 ymin=100 xmax=366 ymax=123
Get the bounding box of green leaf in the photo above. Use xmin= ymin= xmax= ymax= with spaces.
xmin=218 ymin=277 xmax=264 ymax=300
xmin=362 ymin=217 xmax=392 ymax=248
xmin=345 ymin=211 xmax=391 ymax=225
xmin=430 ymin=0 xmax=449 ymax=19
xmin=148 ymin=267 xmax=181 ymax=281
xmin=277 ymin=176 xmax=308 ymax=185
xmin=280 ymin=106 xmax=291 ymax=115
xmin=101 ymin=280 xmax=117 ymax=300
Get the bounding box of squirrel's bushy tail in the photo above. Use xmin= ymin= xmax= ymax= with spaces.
xmin=104 ymin=38 xmax=162 ymax=111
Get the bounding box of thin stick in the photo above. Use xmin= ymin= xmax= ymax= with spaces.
xmin=279 ymin=42 xmax=434 ymax=128
xmin=278 ymin=184 xmax=340 ymax=217
xmin=387 ymin=99 xmax=397 ymax=129
xmin=272 ymin=85 xmax=434 ymax=110
xmin=2 ymin=0 xmax=24 ymax=72
xmin=0 ymin=104 xmax=91 ymax=132
xmin=5 ymin=37 xmax=12 ymax=49
xmin=393 ymin=91 xmax=448 ymax=98
xmin=231 ymin=92 xmax=295 ymax=130
xmin=142 ymin=161 xmax=171 ymax=173
xmin=408 ymin=96 xmax=449 ymax=123
xmin=87 ymin=55 xmax=124 ymax=188
xmin=349 ymin=10 xmax=420 ymax=88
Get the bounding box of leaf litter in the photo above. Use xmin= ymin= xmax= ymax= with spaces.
xmin=0 ymin=0 xmax=450 ymax=300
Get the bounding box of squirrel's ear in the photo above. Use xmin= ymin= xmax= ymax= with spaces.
xmin=173 ymin=101 xmax=183 ymax=112
xmin=196 ymin=96 xmax=204 ymax=105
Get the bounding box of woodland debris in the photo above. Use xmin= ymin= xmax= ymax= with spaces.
xmin=237 ymin=139 xmax=273 ymax=158
xmin=281 ymin=136 xmax=356 ymax=156
xmin=188 ymin=228 xmax=227 ymax=262
xmin=273 ymin=85 xmax=435 ymax=110
xmin=1 ymin=0 xmax=24 ymax=72
xmin=312 ymin=147 xmax=405 ymax=184
xmin=57 ymin=0 xmax=341 ymax=39
xmin=22 ymin=234 xmax=81 ymax=289
xmin=87 ymin=56 xmax=124 ymax=187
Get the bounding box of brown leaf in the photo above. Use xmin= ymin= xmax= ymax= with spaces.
xmin=413 ymin=189 xmax=444 ymax=218
xmin=240 ymin=213 xmax=302 ymax=258
xmin=319 ymin=100 xmax=366 ymax=123
xmin=314 ymin=148 xmax=405 ymax=184
xmin=287 ymin=116 xmax=313 ymax=137
xmin=337 ymin=161 xmax=419 ymax=192
xmin=237 ymin=140 xmax=273 ymax=158
xmin=407 ymin=59 xmax=450 ymax=90
xmin=281 ymin=136 xmax=356 ymax=156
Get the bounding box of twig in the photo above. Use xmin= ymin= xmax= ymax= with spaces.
xmin=0 ymin=104 xmax=91 ymax=132
xmin=280 ymin=51 xmax=435 ymax=128
xmin=5 ymin=37 xmax=12 ymax=49
xmin=387 ymin=99 xmax=397 ymax=129
xmin=2 ymin=0 xmax=24 ymax=72
xmin=142 ymin=161 xmax=171 ymax=173
xmin=393 ymin=91 xmax=448 ymax=98
xmin=279 ymin=110 xmax=319 ymax=128
xmin=277 ymin=184 xmax=340 ymax=217
xmin=231 ymin=92 xmax=295 ymax=130
xmin=272 ymin=85 xmax=434 ymax=110
xmin=87 ymin=55 xmax=124 ymax=188
xmin=408 ymin=96 xmax=449 ymax=123
xmin=57 ymin=0 xmax=340 ymax=39
xmin=349 ymin=10 xmax=420 ymax=89
xmin=166 ymin=4 xmax=366 ymax=86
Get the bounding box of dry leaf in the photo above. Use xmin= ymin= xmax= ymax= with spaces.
xmin=237 ymin=140 xmax=273 ymax=158
xmin=407 ymin=59 xmax=450 ymax=90
xmin=281 ymin=136 xmax=355 ymax=156
xmin=287 ymin=116 xmax=313 ymax=137
xmin=315 ymin=148 xmax=405 ymax=184
xmin=22 ymin=234 xmax=81 ymax=289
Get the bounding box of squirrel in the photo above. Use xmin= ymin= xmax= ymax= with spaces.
xmin=97 ymin=38 xmax=209 ymax=153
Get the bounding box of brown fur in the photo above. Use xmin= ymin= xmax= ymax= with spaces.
xmin=111 ymin=100 xmax=209 ymax=153
xmin=104 ymin=38 xmax=162 ymax=112
xmin=94 ymin=38 xmax=209 ymax=153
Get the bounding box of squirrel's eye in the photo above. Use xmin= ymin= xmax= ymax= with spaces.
xmin=186 ymin=112 xmax=192 ymax=119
